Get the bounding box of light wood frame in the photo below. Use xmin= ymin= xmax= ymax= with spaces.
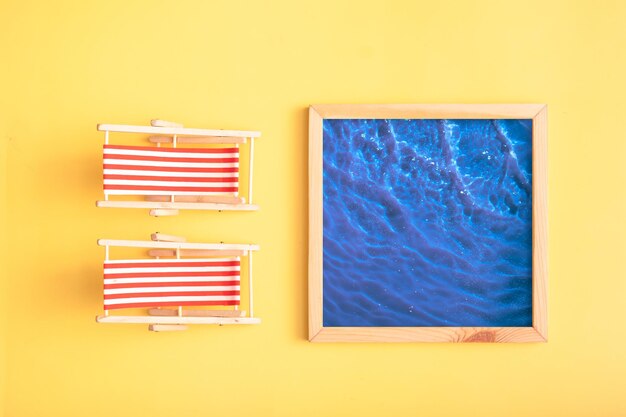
xmin=96 ymin=121 xmax=260 ymax=214
xmin=309 ymin=104 xmax=547 ymax=343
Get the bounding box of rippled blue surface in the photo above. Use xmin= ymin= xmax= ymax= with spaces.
xmin=323 ymin=119 xmax=533 ymax=327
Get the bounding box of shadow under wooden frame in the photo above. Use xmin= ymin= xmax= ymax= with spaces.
xmin=308 ymin=104 xmax=547 ymax=343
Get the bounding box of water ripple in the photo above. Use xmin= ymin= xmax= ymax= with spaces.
xmin=322 ymin=119 xmax=533 ymax=327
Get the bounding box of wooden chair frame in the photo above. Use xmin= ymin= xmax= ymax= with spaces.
xmin=96 ymin=233 xmax=260 ymax=331
xmin=309 ymin=104 xmax=548 ymax=342
xmin=96 ymin=120 xmax=261 ymax=215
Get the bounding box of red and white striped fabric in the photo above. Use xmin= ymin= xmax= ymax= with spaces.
xmin=103 ymin=144 xmax=239 ymax=196
xmin=103 ymin=258 xmax=240 ymax=310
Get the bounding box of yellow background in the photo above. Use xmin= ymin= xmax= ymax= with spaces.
xmin=1 ymin=0 xmax=625 ymax=416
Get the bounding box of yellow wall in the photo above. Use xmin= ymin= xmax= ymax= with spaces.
xmin=1 ymin=0 xmax=625 ymax=416
xmin=1 ymin=85 xmax=8 ymax=417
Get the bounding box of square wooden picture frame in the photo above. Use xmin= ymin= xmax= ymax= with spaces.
xmin=308 ymin=104 xmax=547 ymax=342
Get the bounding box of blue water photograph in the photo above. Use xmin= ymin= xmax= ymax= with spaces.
xmin=322 ymin=119 xmax=533 ymax=327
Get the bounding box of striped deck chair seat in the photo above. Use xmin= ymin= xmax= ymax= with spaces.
xmin=103 ymin=144 xmax=239 ymax=197
xmin=103 ymin=258 xmax=241 ymax=311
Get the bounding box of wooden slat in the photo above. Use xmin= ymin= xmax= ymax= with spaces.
xmin=248 ymin=137 xmax=255 ymax=204
xmin=96 ymin=315 xmax=261 ymax=325
xmin=151 ymin=233 xmax=186 ymax=243
xmin=149 ymin=209 xmax=179 ymax=217
xmin=148 ymin=324 xmax=188 ymax=332
xmin=308 ymin=106 xmax=324 ymax=340
xmin=98 ymin=239 xmax=260 ymax=251
xmin=151 ymin=119 xmax=183 ymax=128
xmin=148 ymin=308 xmax=245 ymax=318
xmin=532 ymin=105 xmax=548 ymax=341
xmin=148 ymin=249 xmax=246 ymax=258
xmin=148 ymin=136 xmax=246 ymax=144
xmin=97 ymin=123 xmax=261 ymax=138
xmin=310 ymin=327 xmax=547 ymax=343
xmin=246 ymin=251 xmax=253 ymax=318
xmin=311 ymin=104 xmax=546 ymax=119
xmin=97 ymin=200 xmax=258 ymax=211
xmin=145 ymin=195 xmax=245 ymax=205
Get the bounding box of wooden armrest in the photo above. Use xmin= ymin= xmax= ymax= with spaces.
xmin=148 ymin=136 xmax=246 ymax=144
xmin=148 ymin=249 xmax=246 ymax=258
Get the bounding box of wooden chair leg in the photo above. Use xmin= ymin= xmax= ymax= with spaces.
xmin=148 ymin=324 xmax=188 ymax=332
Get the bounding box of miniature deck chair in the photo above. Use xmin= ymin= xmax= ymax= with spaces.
xmin=96 ymin=233 xmax=260 ymax=331
xmin=96 ymin=119 xmax=261 ymax=216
